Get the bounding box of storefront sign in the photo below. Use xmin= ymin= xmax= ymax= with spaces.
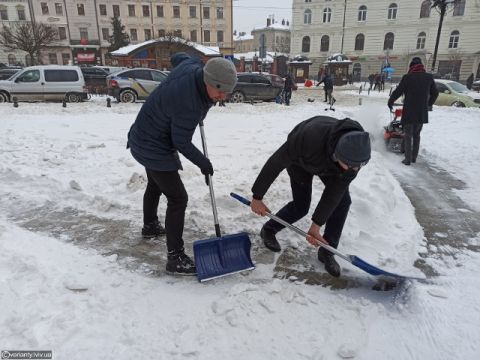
xmin=77 ymin=53 xmax=95 ymax=62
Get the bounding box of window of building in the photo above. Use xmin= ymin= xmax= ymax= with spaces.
xmin=113 ymin=5 xmax=120 ymax=17
xmin=305 ymin=0 xmax=311 ymax=2
xmin=144 ymin=29 xmax=151 ymax=40
xmin=453 ymin=0 xmax=465 ymax=16
xmin=217 ymin=30 xmax=224 ymax=43
xmin=323 ymin=8 xmax=332 ymax=23
xmin=17 ymin=7 xmax=26 ymax=20
xmin=204 ymin=30 xmax=210 ymax=42
xmin=55 ymin=3 xmax=63 ymax=16
xmin=420 ymin=1 xmax=430 ymax=18
xmin=0 ymin=6 xmax=8 ymax=20
xmin=355 ymin=33 xmax=365 ymax=51
xmin=304 ymin=9 xmax=312 ymax=24
xmin=128 ymin=5 xmax=135 ymax=17
xmin=58 ymin=27 xmax=67 ymax=40
xmin=80 ymin=28 xmax=88 ymax=40
xmin=321 ymin=35 xmax=329 ymax=51
xmin=102 ymin=28 xmax=109 ymax=41
xmin=388 ymin=3 xmax=397 ymax=20
xmin=7 ymin=54 xmax=16 ymax=65
xmin=190 ymin=30 xmax=197 ymax=42
xmin=174 ymin=29 xmax=182 ymax=38
xmin=130 ymin=28 xmax=137 ymax=41
xmin=158 ymin=29 xmax=165 ymax=37
xmin=143 ymin=5 xmax=149 ymax=17
xmin=416 ymin=32 xmax=426 ymax=49
xmin=358 ymin=5 xmax=367 ymax=21
xmin=203 ymin=7 xmax=210 ymax=19
xmin=77 ymin=4 xmax=85 ymax=16
xmin=41 ymin=2 xmax=49 ymax=15
xmin=173 ymin=6 xmax=180 ymax=18
xmin=384 ymin=32 xmax=394 ymax=50
xmin=157 ymin=5 xmax=163 ymax=17
xmin=48 ymin=53 xmax=58 ymax=64
xmin=217 ymin=7 xmax=223 ymax=19
xmin=302 ymin=36 xmax=310 ymax=52
xmin=189 ymin=6 xmax=196 ymax=18
xmin=62 ymin=53 xmax=71 ymax=65
xmin=448 ymin=30 xmax=459 ymax=48
xmin=99 ymin=4 xmax=107 ymax=16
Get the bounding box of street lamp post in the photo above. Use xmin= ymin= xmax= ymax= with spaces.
xmin=431 ymin=0 xmax=457 ymax=73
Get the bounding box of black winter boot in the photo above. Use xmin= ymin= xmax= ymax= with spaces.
xmin=317 ymin=247 xmax=341 ymax=277
xmin=166 ymin=248 xmax=196 ymax=275
xmin=142 ymin=220 xmax=166 ymax=238
xmin=260 ymin=226 xmax=281 ymax=252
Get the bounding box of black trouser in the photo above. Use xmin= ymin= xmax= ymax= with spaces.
xmin=284 ymin=89 xmax=292 ymax=105
xmin=403 ymin=123 xmax=423 ymax=162
xmin=263 ymin=166 xmax=351 ymax=249
xmin=144 ymin=169 xmax=188 ymax=252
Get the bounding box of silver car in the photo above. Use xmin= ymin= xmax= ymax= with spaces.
xmin=107 ymin=68 xmax=168 ymax=103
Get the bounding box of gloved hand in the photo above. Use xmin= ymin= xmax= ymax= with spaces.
xmin=200 ymin=160 xmax=214 ymax=186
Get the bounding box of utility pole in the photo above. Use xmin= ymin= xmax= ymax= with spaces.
xmin=340 ymin=0 xmax=347 ymax=53
xmin=431 ymin=0 xmax=457 ymax=73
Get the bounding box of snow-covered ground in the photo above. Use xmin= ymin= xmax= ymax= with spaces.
xmin=1 ymin=94 xmax=479 ymax=360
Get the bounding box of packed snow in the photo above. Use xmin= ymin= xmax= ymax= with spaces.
xmin=1 ymin=90 xmax=479 ymax=359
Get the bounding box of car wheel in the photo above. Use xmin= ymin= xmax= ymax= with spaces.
xmin=120 ymin=89 xmax=137 ymax=103
xmin=67 ymin=93 xmax=82 ymax=103
xmin=230 ymin=91 xmax=245 ymax=103
xmin=0 ymin=92 xmax=8 ymax=103
xmin=451 ymin=101 xmax=465 ymax=107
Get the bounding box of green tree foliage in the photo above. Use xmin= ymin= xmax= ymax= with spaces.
xmin=108 ymin=17 xmax=130 ymax=52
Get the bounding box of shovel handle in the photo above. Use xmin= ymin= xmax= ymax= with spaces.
xmin=229 ymin=193 xmax=348 ymax=261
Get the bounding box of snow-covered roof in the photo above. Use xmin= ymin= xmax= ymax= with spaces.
xmin=233 ymin=51 xmax=288 ymax=63
xmin=235 ymin=34 xmax=254 ymax=41
xmin=110 ymin=38 xmax=220 ymax=57
xmin=324 ymin=53 xmax=352 ymax=64
xmin=252 ymin=22 xmax=290 ymax=32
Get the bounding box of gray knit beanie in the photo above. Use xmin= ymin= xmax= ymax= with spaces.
xmin=335 ymin=131 xmax=371 ymax=167
xmin=203 ymin=57 xmax=237 ymax=93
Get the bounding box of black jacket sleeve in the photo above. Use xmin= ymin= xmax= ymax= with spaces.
xmin=311 ymin=179 xmax=350 ymax=226
xmin=388 ymin=76 xmax=406 ymax=107
xmin=428 ymin=78 xmax=439 ymax=106
xmin=251 ymin=142 xmax=292 ymax=200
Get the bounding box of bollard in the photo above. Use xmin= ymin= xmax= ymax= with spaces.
xmin=62 ymin=97 xmax=67 ymax=107
xmin=106 ymin=97 xmax=111 ymax=107
xmin=359 ymin=97 xmax=362 ymax=106
xmin=13 ymin=97 xmax=18 ymax=107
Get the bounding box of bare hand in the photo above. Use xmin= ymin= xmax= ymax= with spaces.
xmin=250 ymin=198 xmax=270 ymax=216
xmin=306 ymin=222 xmax=329 ymax=247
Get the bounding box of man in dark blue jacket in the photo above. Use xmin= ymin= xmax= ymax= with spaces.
xmin=127 ymin=53 xmax=237 ymax=275
xmin=249 ymin=116 xmax=371 ymax=277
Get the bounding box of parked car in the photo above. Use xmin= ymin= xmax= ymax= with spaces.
xmin=263 ymin=73 xmax=285 ymax=88
xmin=107 ymin=68 xmax=169 ymax=103
xmin=229 ymin=73 xmax=283 ymax=103
xmin=472 ymin=79 xmax=480 ymax=92
xmin=0 ymin=65 xmax=87 ymax=103
xmin=0 ymin=67 xmax=22 ymax=80
xmin=81 ymin=66 xmax=109 ymax=94
xmin=434 ymin=79 xmax=480 ymax=108
xmin=93 ymin=65 xmax=127 ymax=74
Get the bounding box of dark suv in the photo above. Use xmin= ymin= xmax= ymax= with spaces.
xmin=230 ymin=73 xmax=283 ymax=103
xmin=0 ymin=67 xmax=22 ymax=80
xmin=81 ymin=67 xmax=109 ymax=94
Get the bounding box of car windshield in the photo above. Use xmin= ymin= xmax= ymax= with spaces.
xmin=448 ymin=81 xmax=469 ymax=93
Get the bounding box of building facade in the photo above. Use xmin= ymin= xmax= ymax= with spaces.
xmin=291 ymin=0 xmax=480 ymax=82
xmin=251 ymin=17 xmax=290 ymax=55
xmin=0 ymin=0 xmax=234 ymax=66
xmin=233 ymin=31 xmax=254 ymax=53
xmin=0 ymin=0 xmax=32 ymax=65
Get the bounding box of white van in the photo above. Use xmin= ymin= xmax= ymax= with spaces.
xmin=0 ymin=65 xmax=87 ymax=103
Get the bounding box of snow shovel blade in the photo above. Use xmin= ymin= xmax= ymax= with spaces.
xmin=194 ymin=232 xmax=255 ymax=282
xmin=350 ymin=255 xmax=425 ymax=280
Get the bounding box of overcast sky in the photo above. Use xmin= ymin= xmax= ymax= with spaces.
xmin=233 ymin=0 xmax=292 ymax=34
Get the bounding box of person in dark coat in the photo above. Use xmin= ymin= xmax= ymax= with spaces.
xmin=466 ymin=73 xmax=474 ymax=90
xmin=127 ymin=53 xmax=237 ymax=275
xmin=368 ymin=73 xmax=374 ymax=90
xmin=249 ymin=116 xmax=371 ymax=277
xmin=317 ymin=73 xmax=334 ymax=103
xmin=283 ymin=73 xmax=294 ymax=106
xmin=388 ymin=57 xmax=439 ymax=165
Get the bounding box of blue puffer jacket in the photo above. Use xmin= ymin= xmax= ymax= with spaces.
xmin=127 ymin=53 xmax=214 ymax=171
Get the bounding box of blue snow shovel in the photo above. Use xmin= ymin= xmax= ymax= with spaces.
xmin=193 ymin=123 xmax=255 ymax=282
xmin=230 ymin=193 xmax=424 ymax=281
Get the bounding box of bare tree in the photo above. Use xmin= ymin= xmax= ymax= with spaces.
xmin=0 ymin=22 xmax=58 ymax=65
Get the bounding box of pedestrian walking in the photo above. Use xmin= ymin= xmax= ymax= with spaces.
xmin=249 ymin=116 xmax=371 ymax=277
xmin=127 ymin=54 xmax=237 ymax=275
xmin=387 ymin=57 xmax=438 ymax=165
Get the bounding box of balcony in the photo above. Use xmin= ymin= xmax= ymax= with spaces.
xmin=70 ymin=39 xmax=100 ymax=46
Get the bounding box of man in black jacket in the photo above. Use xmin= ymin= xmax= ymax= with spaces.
xmin=317 ymin=73 xmax=334 ymax=104
xmin=388 ymin=57 xmax=439 ymax=165
xmin=127 ymin=54 xmax=237 ymax=275
xmin=249 ymin=116 xmax=371 ymax=277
